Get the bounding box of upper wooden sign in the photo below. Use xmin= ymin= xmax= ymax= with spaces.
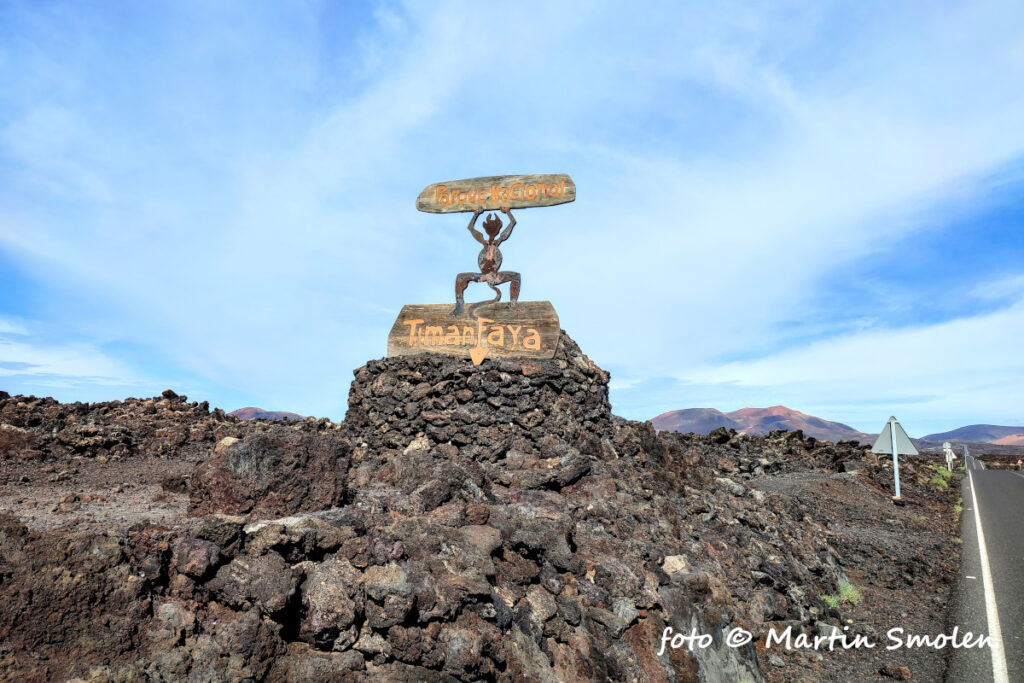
xmin=416 ymin=174 xmax=576 ymax=214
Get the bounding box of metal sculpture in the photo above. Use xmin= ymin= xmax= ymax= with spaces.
xmin=453 ymin=207 xmax=520 ymax=316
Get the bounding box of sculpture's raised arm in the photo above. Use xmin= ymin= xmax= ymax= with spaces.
xmin=467 ymin=208 xmax=485 ymax=244
xmin=496 ymin=207 xmax=516 ymax=244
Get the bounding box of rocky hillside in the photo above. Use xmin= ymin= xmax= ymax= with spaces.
xmin=0 ymin=334 xmax=960 ymax=682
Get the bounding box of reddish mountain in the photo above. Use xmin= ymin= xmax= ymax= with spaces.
xmin=922 ymin=424 xmax=1024 ymax=443
xmin=229 ymin=407 xmax=305 ymax=421
xmin=647 ymin=408 xmax=743 ymax=434
xmin=993 ymin=434 xmax=1024 ymax=446
xmin=650 ymin=405 xmax=874 ymax=444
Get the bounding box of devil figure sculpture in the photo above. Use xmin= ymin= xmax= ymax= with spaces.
xmin=452 ymin=207 xmax=521 ymax=316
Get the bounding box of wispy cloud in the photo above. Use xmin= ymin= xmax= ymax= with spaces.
xmin=0 ymin=334 xmax=143 ymax=389
xmin=664 ymin=289 xmax=1024 ymax=434
xmin=971 ymin=272 xmax=1024 ymax=302
xmin=0 ymin=317 xmax=28 ymax=335
xmin=0 ymin=1 xmax=1022 ymax=426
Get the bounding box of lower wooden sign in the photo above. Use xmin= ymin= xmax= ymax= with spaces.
xmin=387 ymin=301 xmax=559 ymax=365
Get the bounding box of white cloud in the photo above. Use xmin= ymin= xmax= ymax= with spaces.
xmin=0 ymin=336 xmax=140 ymax=387
xmin=680 ymin=294 xmax=1024 ymax=433
xmin=971 ymin=272 xmax=1024 ymax=301
xmin=1 ymin=2 xmax=1023 ymax=421
xmin=0 ymin=317 xmax=28 ymax=335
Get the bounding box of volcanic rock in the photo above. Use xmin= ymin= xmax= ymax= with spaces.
xmin=189 ymin=428 xmax=350 ymax=517
xmin=0 ymin=330 xmax=961 ymax=682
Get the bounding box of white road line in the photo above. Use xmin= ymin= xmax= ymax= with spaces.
xmin=968 ymin=469 xmax=1009 ymax=683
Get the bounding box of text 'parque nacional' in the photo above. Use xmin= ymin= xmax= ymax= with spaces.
xmin=415 ymin=174 xmax=576 ymax=214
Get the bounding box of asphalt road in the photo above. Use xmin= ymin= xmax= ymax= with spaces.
xmin=946 ymin=455 xmax=1023 ymax=682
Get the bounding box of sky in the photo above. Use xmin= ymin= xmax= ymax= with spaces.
xmin=1 ymin=1 xmax=1023 ymax=437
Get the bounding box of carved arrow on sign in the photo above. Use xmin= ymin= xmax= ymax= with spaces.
xmin=469 ymin=346 xmax=489 ymax=366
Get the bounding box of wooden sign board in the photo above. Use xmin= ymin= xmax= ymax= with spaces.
xmin=416 ymin=174 xmax=576 ymax=214
xmin=387 ymin=301 xmax=559 ymax=365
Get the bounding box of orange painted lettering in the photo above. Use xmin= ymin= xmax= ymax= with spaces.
xmin=424 ymin=325 xmax=444 ymax=345
xmin=507 ymin=325 xmax=522 ymax=346
xmin=487 ymin=325 xmax=505 ymax=346
xmin=404 ymin=319 xmax=425 ymax=345
xmin=476 ymin=317 xmax=493 ymax=346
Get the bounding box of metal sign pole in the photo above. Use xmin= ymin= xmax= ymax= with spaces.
xmin=871 ymin=416 xmax=916 ymax=504
xmin=890 ymin=417 xmax=901 ymax=499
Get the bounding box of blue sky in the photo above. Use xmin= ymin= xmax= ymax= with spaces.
xmin=1 ymin=1 xmax=1023 ymax=436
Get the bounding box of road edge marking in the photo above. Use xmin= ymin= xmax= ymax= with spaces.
xmin=968 ymin=468 xmax=1010 ymax=683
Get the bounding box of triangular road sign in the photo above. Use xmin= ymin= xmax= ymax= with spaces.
xmin=871 ymin=416 xmax=918 ymax=455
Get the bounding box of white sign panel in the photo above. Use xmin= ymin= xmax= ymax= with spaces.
xmin=871 ymin=417 xmax=918 ymax=455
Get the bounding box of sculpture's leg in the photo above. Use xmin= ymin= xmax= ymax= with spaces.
xmin=495 ymin=271 xmax=521 ymax=310
xmin=453 ymin=272 xmax=478 ymax=317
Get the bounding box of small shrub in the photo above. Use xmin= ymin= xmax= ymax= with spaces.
xmin=838 ymin=581 xmax=861 ymax=605
xmin=822 ymin=581 xmax=861 ymax=609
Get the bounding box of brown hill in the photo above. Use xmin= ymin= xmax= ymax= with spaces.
xmin=923 ymin=424 xmax=1024 ymax=443
xmin=993 ymin=433 xmax=1024 ymax=446
xmin=646 ymin=407 xmax=742 ymax=434
xmin=651 ymin=405 xmax=873 ymax=444
xmin=229 ymin=407 xmax=305 ymax=421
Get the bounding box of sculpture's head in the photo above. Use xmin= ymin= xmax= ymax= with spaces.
xmin=483 ymin=213 xmax=502 ymax=238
